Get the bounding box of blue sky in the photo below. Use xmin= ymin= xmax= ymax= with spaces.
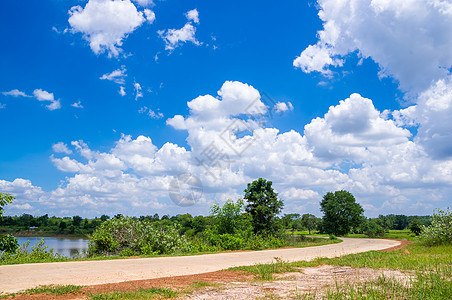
xmin=1 ymin=0 xmax=451 ymax=218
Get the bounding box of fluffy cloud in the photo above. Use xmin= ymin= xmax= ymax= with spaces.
xmin=68 ymin=0 xmax=149 ymax=57
xmin=52 ymin=142 xmax=72 ymax=154
xmin=185 ymin=9 xmax=199 ymax=24
xmin=158 ymin=23 xmax=199 ymax=51
xmin=33 ymin=89 xmax=61 ymax=110
xmin=4 ymin=81 xmax=452 ymax=217
xmin=294 ymin=0 xmax=452 ymax=94
xmin=158 ymin=9 xmax=201 ymax=51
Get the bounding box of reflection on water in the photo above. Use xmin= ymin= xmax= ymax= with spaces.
xmin=15 ymin=237 xmax=89 ymax=258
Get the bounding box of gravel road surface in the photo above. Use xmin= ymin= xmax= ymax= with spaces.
xmin=0 ymin=238 xmax=400 ymax=293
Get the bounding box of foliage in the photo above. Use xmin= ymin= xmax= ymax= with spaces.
xmin=0 ymin=234 xmax=19 ymax=253
xmin=0 ymin=239 xmax=68 ymax=265
xmin=320 ymin=190 xmax=364 ymax=236
xmin=210 ymin=199 xmax=251 ymax=235
xmin=409 ymin=217 xmax=423 ymax=236
xmin=362 ymin=220 xmax=385 ymax=237
xmin=244 ymin=178 xmax=283 ymax=234
xmin=0 ymin=193 xmax=14 ymax=218
xmin=419 ymin=207 xmax=452 ymax=246
xmin=88 ymin=216 xmax=192 ymax=256
xmin=301 ymin=214 xmax=318 ymax=235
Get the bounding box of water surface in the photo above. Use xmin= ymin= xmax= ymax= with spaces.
xmin=15 ymin=237 xmax=89 ymax=258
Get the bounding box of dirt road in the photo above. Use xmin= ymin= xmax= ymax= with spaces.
xmin=0 ymin=238 xmax=399 ymax=293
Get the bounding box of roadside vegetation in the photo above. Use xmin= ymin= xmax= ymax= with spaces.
xmin=0 ymin=184 xmax=444 ymax=268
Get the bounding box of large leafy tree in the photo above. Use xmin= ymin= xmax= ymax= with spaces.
xmin=244 ymin=178 xmax=283 ymax=234
xmin=301 ymin=213 xmax=318 ymax=235
xmin=320 ymin=190 xmax=364 ymax=236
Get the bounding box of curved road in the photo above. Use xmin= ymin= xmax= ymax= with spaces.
xmin=0 ymin=238 xmax=399 ymax=293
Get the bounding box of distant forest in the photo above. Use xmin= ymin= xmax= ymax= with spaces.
xmin=0 ymin=213 xmax=433 ymax=237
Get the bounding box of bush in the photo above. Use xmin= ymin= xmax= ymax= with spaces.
xmin=0 ymin=234 xmax=19 ymax=253
xmin=419 ymin=208 xmax=452 ymax=246
xmin=1 ymin=239 xmax=67 ymax=264
xmin=88 ymin=216 xmax=192 ymax=256
xmin=363 ymin=220 xmax=385 ymax=238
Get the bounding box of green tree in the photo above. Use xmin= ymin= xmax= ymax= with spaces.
xmin=244 ymin=178 xmax=283 ymax=234
xmin=320 ymin=190 xmax=364 ymax=236
xmin=301 ymin=214 xmax=318 ymax=235
xmin=0 ymin=192 xmax=15 ymax=218
xmin=409 ymin=217 xmax=423 ymax=236
xmin=210 ymin=199 xmax=251 ymax=235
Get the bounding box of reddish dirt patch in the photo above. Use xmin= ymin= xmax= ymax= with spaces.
xmin=7 ymin=270 xmax=253 ymax=300
xmin=379 ymin=239 xmax=413 ymax=252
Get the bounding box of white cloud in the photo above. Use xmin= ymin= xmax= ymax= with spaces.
xmin=2 ymin=89 xmax=30 ymax=97
xmin=185 ymin=9 xmax=199 ymax=24
xmin=119 ymin=86 xmax=126 ymax=96
xmin=294 ymin=0 xmax=452 ymax=94
xmin=132 ymin=0 xmax=153 ymax=7
xmin=158 ymin=23 xmax=200 ymax=51
xmin=144 ymin=9 xmax=155 ymax=24
xmin=100 ymin=67 xmax=127 ymax=84
xmin=33 ymin=89 xmax=62 ymax=110
xmin=71 ymin=100 xmax=84 ymax=108
xmin=275 ymin=101 xmax=294 ymax=113
xmin=5 ymin=81 xmax=452 ymax=217
xmin=68 ymin=0 xmax=147 ymax=57
xmin=139 ymin=106 xmax=163 ymax=119
xmin=134 ymin=82 xmax=143 ymax=100
xmin=52 ymin=142 xmax=72 ymax=154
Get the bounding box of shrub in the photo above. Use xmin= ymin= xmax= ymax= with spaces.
xmin=88 ymin=216 xmax=192 ymax=256
xmin=1 ymin=239 xmax=67 ymax=264
xmin=419 ymin=208 xmax=452 ymax=246
xmin=363 ymin=220 xmax=385 ymax=238
xmin=0 ymin=234 xmax=19 ymax=253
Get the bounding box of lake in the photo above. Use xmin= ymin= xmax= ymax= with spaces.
xmin=15 ymin=237 xmax=89 ymax=258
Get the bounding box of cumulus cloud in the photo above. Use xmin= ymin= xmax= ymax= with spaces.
xmin=33 ymin=89 xmax=61 ymax=110
xmin=53 ymin=142 xmax=72 ymax=154
xmin=158 ymin=9 xmax=201 ymax=51
xmin=143 ymin=9 xmax=155 ymax=23
xmin=158 ymin=23 xmax=200 ymax=51
xmin=185 ymin=9 xmax=199 ymax=24
xmin=68 ymin=0 xmax=148 ymax=57
xmin=275 ymin=101 xmax=293 ymax=113
xmin=5 ymin=81 xmax=452 ymax=217
xmin=294 ymin=0 xmax=452 ymax=94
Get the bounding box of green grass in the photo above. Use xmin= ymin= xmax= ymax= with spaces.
xmin=232 ymin=242 xmax=452 ymax=299
xmin=89 ymin=287 xmax=179 ymax=299
xmin=290 ymin=229 xmax=418 ymax=241
xmin=20 ymin=284 xmax=83 ymax=295
xmin=230 ymin=258 xmax=295 ymax=280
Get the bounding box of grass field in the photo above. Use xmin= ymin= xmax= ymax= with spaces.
xmin=289 ymin=229 xmax=418 ymax=241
